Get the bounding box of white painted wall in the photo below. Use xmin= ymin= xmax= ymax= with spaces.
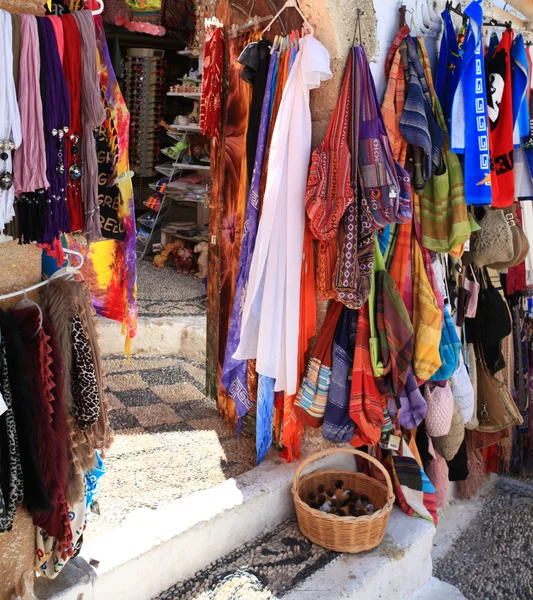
xmin=369 ymin=0 xmax=447 ymax=100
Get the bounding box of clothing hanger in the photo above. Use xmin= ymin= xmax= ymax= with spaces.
xmin=261 ymin=0 xmax=313 ymax=39
xmin=91 ymin=0 xmax=104 ymax=15
xmin=0 ymin=249 xmax=85 ymax=302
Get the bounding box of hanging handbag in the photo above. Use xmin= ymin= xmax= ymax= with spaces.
xmin=423 ymin=381 xmax=454 ymax=437
xmin=475 ymin=344 xmax=523 ymax=433
xmin=472 ymin=208 xmax=514 ymax=268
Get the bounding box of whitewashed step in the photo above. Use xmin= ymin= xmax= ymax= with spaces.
xmin=410 ymin=577 xmax=466 ymax=599
xmin=96 ymin=315 xmax=206 ymax=361
xmin=283 ymin=510 xmax=435 ymax=600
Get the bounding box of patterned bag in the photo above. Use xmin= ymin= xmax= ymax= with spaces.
xmin=388 ymin=434 xmax=438 ymax=525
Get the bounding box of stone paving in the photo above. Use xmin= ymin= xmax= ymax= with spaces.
xmin=155 ymin=519 xmax=338 ymax=600
xmin=435 ymin=476 xmax=533 ymax=600
xmin=85 ymin=355 xmax=256 ymax=540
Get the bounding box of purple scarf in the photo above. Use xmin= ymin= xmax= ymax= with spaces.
xmin=221 ymin=51 xmax=277 ymax=430
xmin=38 ymin=17 xmax=71 ymax=243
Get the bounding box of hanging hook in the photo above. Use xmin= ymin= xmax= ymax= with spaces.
xmin=352 ymin=8 xmax=364 ymax=47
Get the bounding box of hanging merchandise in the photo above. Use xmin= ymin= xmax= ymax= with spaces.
xmin=200 ymin=20 xmax=224 ymax=142
xmin=0 ymin=10 xmax=22 ymax=233
xmin=486 ymin=28 xmax=515 ymax=207
xmin=450 ymin=0 xmax=492 ymax=205
xmin=233 ymin=34 xmax=332 ymax=396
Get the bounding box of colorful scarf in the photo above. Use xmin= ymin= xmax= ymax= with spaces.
xmin=382 ymin=46 xmax=408 ymax=167
xmin=306 ymin=49 xmax=354 ymax=300
xmin=256 ymin=374 xmax=275 ymax=465
xmin=450 ymin=0 xmax=492 ymax=205
xmin=487 ymin=29 xmax=515 ymax=208
xmin=322 ymin=306 xmax=357 ymax=443
xmin=417 ymin=38 xmax=471 ymax=253
xmin=349 ymin=303 xmax=385 ymax=447
xmin=369 ymin=237 xmax=413 ymax=399
xmin=399 ymin=36 xmax=444 ymax=190
xmin=221 ymin=50 xmax=276 ymax=431
xmin=70 ymin=15 xmax=137 ymax=356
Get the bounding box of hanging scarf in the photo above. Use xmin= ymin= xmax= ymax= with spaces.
xmin=417 ymin=38 xmax=471 ymax=253
xmin=486 ymin=29 xmax=515 ymax=208
xmin=12 ymin=308 xmax=69 ymax=539
xmin=382 ymin=45 xmax=408 ymax=166
xmin=400 ymin=36 xmax=444 ymax=190
xmin=256 ymin=375 xmax=275 ymax=465
xmin=306 ymin=49 xmax=354 ymax=300
xmin=0 ymin=10 xmax=22 ymax=233
xmin=47 ymin=15 xmax=64 ymax=64
xmin=435 ymin=9 xmax=461 ymax=123
xmin=410 ymin=229 xmax=442 ymax=381
xmin=295 ymin=300 xmax=343 ymax=427
xmin=72 ymin=10 xmax=106 ymax=242
xmin=200 ymin=25 xmax=224 ymax=141
xmin=70 ymin=15 xmax=137 ymax=357
xmin=450 ymin=0 xmax=492 ymax=205
xmin=335 ymin=47 xmax=374 ymax=309
xmin=13 ymin=15 xmax=49 ymax=245
xmin=357 ymin=45 xmax=411 ymax=228
xmin=322 ymin=306 xmax=357 ymax=443
xmin=221 ymin=51 xmax=277 ymax=430
xmin=369 ymin=237 xmax=413 ymax=399
xmin=0 ymin=340 xmax=24 ymax=533
xmin=61 ymin=15 xmax=84 ymax=232
xmin=349 ymin=303 xmax=384 ymax=447
xmin=38 ymin=16 xmax=71 ymax=242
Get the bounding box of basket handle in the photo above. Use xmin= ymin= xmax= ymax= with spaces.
xmin=292 ymin=447 xmax=394 ymax=500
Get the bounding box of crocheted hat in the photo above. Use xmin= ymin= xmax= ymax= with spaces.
xmin=424 ymin=382 xmax=454 ymax=437
xmin=472 ymin=208 xmax=513 ymax=269
xmin=450 ymin=354 xmax=475 ymax=425
xmin=432 ymin=399 xmax=465 ymax=461
xmin=490 ymin=207 xmax=528 ymax=271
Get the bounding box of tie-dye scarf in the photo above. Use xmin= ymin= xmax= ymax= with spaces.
xmin=69 ymin=15 xmax=137 ymax=355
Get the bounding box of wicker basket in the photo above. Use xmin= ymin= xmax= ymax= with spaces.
xmin=292 ymin=448 xmax=395 ymax=553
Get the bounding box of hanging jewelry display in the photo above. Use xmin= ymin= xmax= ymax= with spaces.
xmin=0 ymin=141 xmax=15 ymax=191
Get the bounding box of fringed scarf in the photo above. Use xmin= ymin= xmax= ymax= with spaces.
xmin=221 ymin=51 xmax=277 ymax=430
xmin=72 ymin=10 xmax=105 ymax=242
xmin=13 ymin=15 xmax=49 ymax=245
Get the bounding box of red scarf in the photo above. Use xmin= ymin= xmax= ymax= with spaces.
xmin=61 ymin=15 xmax=84 ymax=231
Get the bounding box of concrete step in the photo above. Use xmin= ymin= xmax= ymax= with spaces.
xmin=35 ymin=450 xmax=356 ymax=600
xmin=409 ymin=577 xmax=466 ymax=599
xmin=97 ymin=315 xmax=206 ymax=361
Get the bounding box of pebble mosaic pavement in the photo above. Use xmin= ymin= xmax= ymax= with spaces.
xmin=85 ymin=356 xmax=256 ymax=540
